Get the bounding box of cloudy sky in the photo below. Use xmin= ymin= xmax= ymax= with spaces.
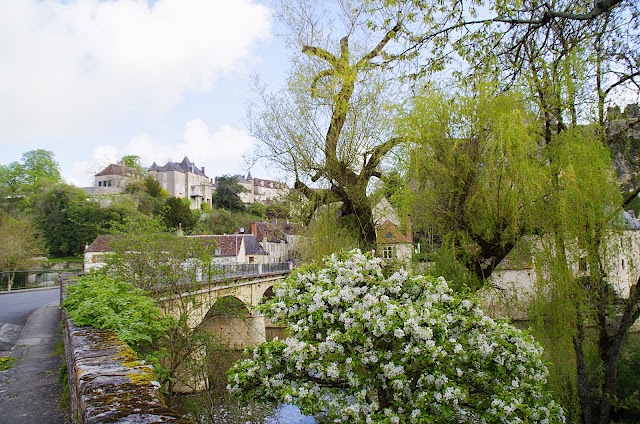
xmin=0 ymin=0 xmax=289 ymax=186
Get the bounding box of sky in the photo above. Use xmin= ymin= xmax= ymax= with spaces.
xmin=0 ymin=0 xmax=290 ymax=187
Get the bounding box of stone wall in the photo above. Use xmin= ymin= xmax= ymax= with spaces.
xmin=60 ymin=275 xmax=189 ymax=423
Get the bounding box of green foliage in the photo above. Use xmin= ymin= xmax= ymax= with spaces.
xmin=0 ymin=149 xmax=63 ymax=212
xmin=104 ymin=230 xmax=217 ymax=293
xmin=31 ymin=183 xmax=128 ymax=257
xmin=248 ymin=202 xmax=266 ymax=218
xmin=63 ymin=273 xmax=169 ymax=352
xmin=0 ymin=356 xmax=16 ymax=371
xmin=524 ymin=126 xmax=624 ymax=422
xmin=265 ymin=201 xmax=291 ymax=220
xmin=298 ymin=203 xmax=361 ymax=264
xmin=118 ymin=155 xmax=146 ymax=175
xmin=124 ymin=176 xmax=169 ymax=216
xmin=212 ymin=175 xmax=247 ymax=212
xmin=144 ymin=175 xmax=168 ymax=199
xmin=0 ymin=214 xmax=43 ymax=278
xmin=161 ymin=197 xmax=197 ymax=233
xmin=195 ymin=208 xmax=258 ymax=235
xmin=399 ymin=86 xmax=544 ymax=285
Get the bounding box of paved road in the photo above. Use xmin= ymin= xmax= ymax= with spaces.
xmin=0 ymin=288 xmax=61 ymax=352
xmin=0 ymin=288 xmax=67 ymax=423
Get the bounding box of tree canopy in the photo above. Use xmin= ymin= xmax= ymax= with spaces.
xmin=212 ymin=175 xmax=247 ymax=212
xmin=0 ymin=149 xmax=63 ymax=210
xmin=0 ymin=214 xmax=44 ymax=290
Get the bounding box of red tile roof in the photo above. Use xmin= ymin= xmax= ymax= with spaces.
xmin=376 ymin=220 xmax=412 ymax=245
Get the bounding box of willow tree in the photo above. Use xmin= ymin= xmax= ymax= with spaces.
xmin=397 ymin=86 xmax=545 ymax=287
xmin=249 ymin=1 xmax=407 ymax=251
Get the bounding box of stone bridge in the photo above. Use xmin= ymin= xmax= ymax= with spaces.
xmin=160 ymin=263 xmax=292 ymax=351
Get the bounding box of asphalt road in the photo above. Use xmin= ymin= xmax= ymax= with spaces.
xmin=0 ymin=288 xmax=60 ymax=352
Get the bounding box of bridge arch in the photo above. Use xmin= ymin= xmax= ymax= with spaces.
xmin=257 ymin=286 xmax=288 ymax=341
xmin=200 ymin=295 xmax=266 ymax=349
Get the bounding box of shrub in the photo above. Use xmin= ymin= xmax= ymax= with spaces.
xmin=228 ymin=249 xmax=565 ymax=423
xmin=63 ymin=273 xmax=169 ymax=353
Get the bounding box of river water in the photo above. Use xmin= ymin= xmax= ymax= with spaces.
xmin=173 ymin=347 xmax=316 ymax=423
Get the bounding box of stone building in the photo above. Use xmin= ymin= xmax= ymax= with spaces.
xmin=249 ymin=221 xmax=303 ymax=263
xmin=148 ymin=157 xmax=213 ymax=210
xmin=89 ymin=163 xmax=141 ymax=194
xmin=232 ymin=172 xmax=289 ymax=204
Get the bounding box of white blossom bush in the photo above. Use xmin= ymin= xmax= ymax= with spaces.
xmin=227 ymin=249 xmax=565 ymax=423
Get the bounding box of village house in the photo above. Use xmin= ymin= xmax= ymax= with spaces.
xmin=249 ymin=221 xmax=303 ymax=263
xmin=373 ymin=197 xmax=414 ymax=263
xmin=148 ymin=157 xmax=214 ymax=210
xmin=233 ymin=172 xmax=289 ymax=204
xmin=481 ymin=210 xmax=640 ymax=321
xmin=83 ymin=162 xmax=142 ymax=205
xmin=83 ymin=233 xmax=268 ymax=272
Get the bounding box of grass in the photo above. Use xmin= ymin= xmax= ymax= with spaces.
xmin=48 ymin=256 xmax=84 ymax=263
xmin=0 ymin=356 xmax=17 ymax=371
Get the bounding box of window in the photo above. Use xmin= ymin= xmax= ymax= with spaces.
xmin=98 ymin=181 xmax=102 ymax=187
xmin=91 ymin=254 xmax=105 ymax=264
xmin=382 ymin=246 xmax=395 ymax=259
xmin=578 ymin=257 xmax=588 ymax=273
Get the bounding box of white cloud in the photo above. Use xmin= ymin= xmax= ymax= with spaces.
xmin=0 ymin=0 xmax=272 ymax=140
xmin=70 ymin=119 xmax=256 ymax=186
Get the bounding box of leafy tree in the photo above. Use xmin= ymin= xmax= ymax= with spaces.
xmin=228 ymin=250 xmax=565 ymax=423
xmin=32 ymin=184 xmax=101 ymax=257
xmin=265 ymin=202 xmax=291 ymax=220
xmin=0 ymin=149 xmax=63 ymax=211
xmin=249 ymin=2 xmax=407 ymax=251
xmin=125 ymin=175 xmax=168 ymax=216
xmin=119 ymin=154 xmax=146 ymax=175
xmin=400 ymin=86 xmax=638 ymax=423
xmin=104 ymin=229 xmax=219 ymax=395
xmin=212 ymin=175 xmax=247 ymax=212
xmin=299 ymin=203 xmax=361 ymax=264
xmin=248 ymin=202 xmax=266 ymax=218
xmin=161 ymin=197 xmax=197 ymax=233
xmin=0 ymin=214 xmax=44 ymax=290
xmin=31 ymin=183 xmax=135 ymax=257
xmin=399 ymin=87 xmax=544 ymax=286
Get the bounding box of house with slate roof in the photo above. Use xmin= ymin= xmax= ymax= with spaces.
xmin=188 ymin=234 xmax=268 ymax=265
xmin=250 ymin=221 xmax=303 ymax=263
xmin=83 ymin=233 xmax=267 ymax=272
xmin=148 ymin=157 xmax=214 ymax=210
xmin=84 ymin=162 xmax=141 ymax=197
xmin=233 ymin=172 xmax=289 ymax=204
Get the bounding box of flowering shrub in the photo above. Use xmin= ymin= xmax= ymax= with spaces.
xmin=228 ymin=250 xmax=565 ymax=423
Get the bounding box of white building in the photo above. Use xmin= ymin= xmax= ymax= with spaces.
xmin=148 ymin=157 xmax=214 ymax=210
xmin=481 ymin=210 xmax=640 ymax=321
xmin=83 ymin=233 xmax=268 ymax=272
xmin=233 ymin=172 xmax=289 ymax=204
xmin=249 ymin=221 xmax=303 ymax=263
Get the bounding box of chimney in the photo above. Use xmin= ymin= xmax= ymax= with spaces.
xmin=121 ymin=159 xmax=125 ymax=175
xmin=406 ymin=215 xmax=413 ymax=242
xmin=201 ymin=166 xmax=205 ymax=175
